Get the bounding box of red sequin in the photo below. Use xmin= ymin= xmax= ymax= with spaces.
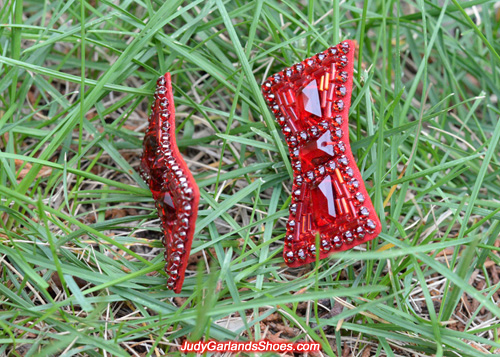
xmin=140 ymin=73 xmax=199 ymax=293
xmin=262 ymin=40 xmax=381 ymax=267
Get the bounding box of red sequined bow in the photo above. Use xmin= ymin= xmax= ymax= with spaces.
xmin=140 ymin=73 xmax=200 ymax=293
xmin=261 ymin=40 xmax=381 ymax=267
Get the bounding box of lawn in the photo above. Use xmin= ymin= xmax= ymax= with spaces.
xmin=1 ymin=0 xmax=500 ymax=356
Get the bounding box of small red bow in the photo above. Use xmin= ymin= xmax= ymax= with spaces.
xmin=141 ymin=73 xmax=199 ymax=293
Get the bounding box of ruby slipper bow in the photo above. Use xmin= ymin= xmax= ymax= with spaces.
xmin=261 ymin=40 xmax=381 ymax=267
xmin=140 ymin=73 xmax=200 ymax=293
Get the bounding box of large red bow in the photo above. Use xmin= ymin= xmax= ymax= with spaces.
xmin=262 ymin=40 xmax=381 ymax=267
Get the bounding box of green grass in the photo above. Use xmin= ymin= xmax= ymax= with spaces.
xmin=1 ymin=0 xmax=500 ymax=356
